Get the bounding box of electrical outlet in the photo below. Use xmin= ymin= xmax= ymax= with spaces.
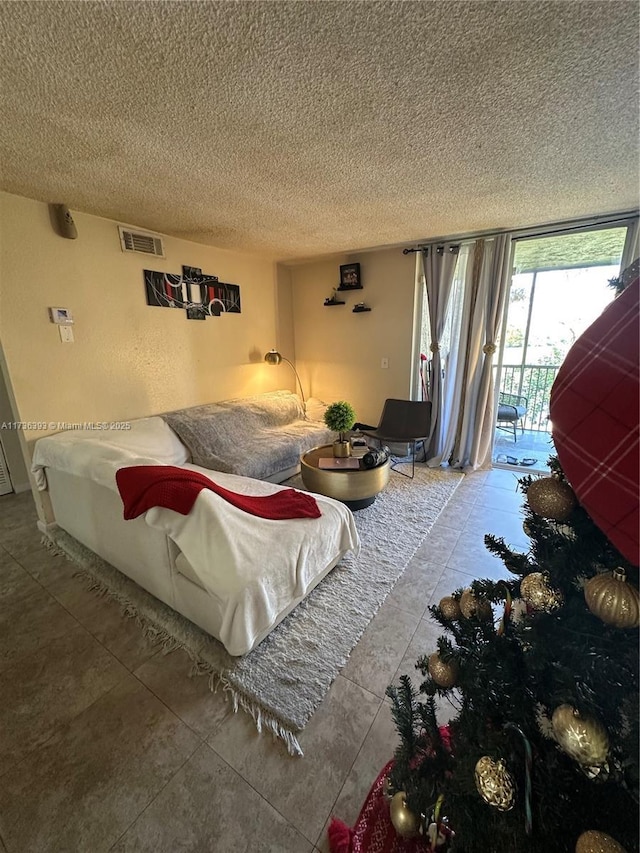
xmin=381 ymin=357 xmax=389 ymax=369
xmin=59 ymin=325 xmax=74 ymax=343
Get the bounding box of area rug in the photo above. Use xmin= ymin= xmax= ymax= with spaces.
xmin=43 ymin=464 xmax=463 ymax=755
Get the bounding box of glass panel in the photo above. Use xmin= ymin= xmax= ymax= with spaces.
xmin=502 ymin=271 xmax=533 ymax=372
xmin=526 ymin=265 xmax=618 ymax=366
xmin=494 ymin=225 xmax=628 ymax=474
xmin=513 ymin=227 xmax=627 ymax=273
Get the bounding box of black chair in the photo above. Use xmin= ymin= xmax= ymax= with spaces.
xmin=356 ymin=399 xmax=432 ymax=479
xmin=496 ymin=392 xmax=528 ymax=442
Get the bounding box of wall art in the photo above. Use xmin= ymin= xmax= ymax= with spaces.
xmin=338 ymin=262 xmax=362 ymax=290
xmin=144 ymin=265 xmax=241 ymax=317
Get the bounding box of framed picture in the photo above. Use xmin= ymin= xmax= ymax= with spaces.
xmin=339 ymin=263 xmax=361 ymax=289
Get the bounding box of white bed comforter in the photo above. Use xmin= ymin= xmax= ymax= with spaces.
xmin=32 ymin=429 xmax=360 ymax=655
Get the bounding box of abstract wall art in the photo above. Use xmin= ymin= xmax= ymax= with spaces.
xmin=144 ymin=265 xmax=241 ymax=319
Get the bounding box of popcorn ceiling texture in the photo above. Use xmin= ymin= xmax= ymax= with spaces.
xmin=0 ymin=1 xmax=637 ymax=259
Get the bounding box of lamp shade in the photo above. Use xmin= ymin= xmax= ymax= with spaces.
xmin=263 ymin=349 xmax=306 ymax=411
xmin=264 ymin=349 xmax=282 ymax=365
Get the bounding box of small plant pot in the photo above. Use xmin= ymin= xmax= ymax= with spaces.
xmin=333 ymin=440 xmax=351 ymax=458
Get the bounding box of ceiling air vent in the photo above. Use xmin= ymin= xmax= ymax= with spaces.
xmin=118 ymin=226 xmax=165 ymax=257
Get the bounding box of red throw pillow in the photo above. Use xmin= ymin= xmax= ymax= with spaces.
xmin=549 ymin=275 xmax=639 ymax=566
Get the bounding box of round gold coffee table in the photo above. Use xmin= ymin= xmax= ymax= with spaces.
xmin=300 ymin=445 xmax=390 ymax=510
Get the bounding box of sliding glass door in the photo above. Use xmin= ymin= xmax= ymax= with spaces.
xmin=493 ymin=224 xmax=632 ymax=472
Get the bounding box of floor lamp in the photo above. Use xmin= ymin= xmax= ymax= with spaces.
xmin=264 ymin=349 xmax=307 ymax=415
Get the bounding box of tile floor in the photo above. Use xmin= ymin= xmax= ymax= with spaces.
xmin=0 ymin=468 xmax=528 ymax=852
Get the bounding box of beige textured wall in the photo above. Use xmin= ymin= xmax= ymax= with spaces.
xmin=289 ymin=248 xmax=418 ymax=426
xmin=0 ymin=192 xmax=288 ymax=449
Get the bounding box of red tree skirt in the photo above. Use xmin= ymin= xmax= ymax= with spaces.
xmin=328 ymin=760 xmax=430 ymax=853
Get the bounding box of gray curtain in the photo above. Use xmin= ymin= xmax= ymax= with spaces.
xmin=450 ymin=234 xmax=512 ymax=469
xmin=420 ymin=245 xmax=459 ymax=460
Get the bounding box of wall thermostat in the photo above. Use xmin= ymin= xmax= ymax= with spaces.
xmin=49 ymin=307 xmax=74 ymax=325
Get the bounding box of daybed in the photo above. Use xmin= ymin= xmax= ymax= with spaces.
xmin=32 ymin=396 xmax=359 ymax=656
xmin=162 ymin=390 xmax=334 ymax=482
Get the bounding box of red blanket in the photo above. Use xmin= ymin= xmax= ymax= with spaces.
xmin=115 ymin=465 xmax=321 ymax=521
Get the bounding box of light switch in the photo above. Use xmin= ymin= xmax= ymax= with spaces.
xmin=59 ymin=325 xmax=74 ymax=343
xmin=381 ymin=357 xmax=389 ymax=369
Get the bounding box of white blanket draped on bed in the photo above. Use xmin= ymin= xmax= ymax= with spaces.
xmin=32 ymin=430 xmax=360 ymax=655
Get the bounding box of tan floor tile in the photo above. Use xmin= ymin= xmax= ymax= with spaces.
xmin=0 ymin=524 xmax=44 ymax=562
xmin=386 ymin=559 xmax=445 ymax=619
xmin=134 ymin=648 xmax=234 ymax=738
xmin=14 ymin=546 xmax=77 ymax=588
xmin=0 ymin=626 xmax=127 ymax=770
xmin=48 ymin=570 xmax=161 ymax=671
xmin=316 ymin=700 xmax=398 ymax=851
xmin=0 ymin=493 xmax=37 ymax=532
xmin=468 ymin=483 xmax=525 ymax=515
xmin=485 ymin=467 xmax=525 ymax=491
xmin=0 ymin=554 xmax=40 ymax=604
xmin=428 ymin=567 xmax=482 ymax=607
xmin=434 ymin=495 xmax=475 ymax=529
xmin=112 ymin=743 xmax=312 ymax=852
xmin=389 ymin=615 xmax=443 ymax=690
xmin=445 ymin=536 xmax=517 ymax=583
xmin=340 ymin=602 xmax=420 ymax=699
xmin=413 ymin=523 xmax=461 ymax=564
xmin=0 ymin=675 xmax=200 ymax=853
xmin=208 ymin=675 xmax=381 ymax=846
xmin=0 ymin=584 xmax=78 ymax=673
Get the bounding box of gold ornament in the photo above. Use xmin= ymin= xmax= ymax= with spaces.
xmin=389 ymin=791 xmax=420 ymax=838
xmin=575 ymin=830 xmax=628 ymax=853
xmin=439 ymin=595 xmax=462 ymax=620
xmin=520 ymin=572 xmax=564 ymax=612
xmin=551 ymin=704 xmax=609 ymax=766
xmin=474 ymin=756 xmax=515 ymax=811
xmin=427 ymin=652 xmax=459 ymax=688
xmin=382 ymin=775 xmax=395 ymax=803
xmin=527 ymin=476 xmax=576 ymax=521
xmin=584 ymin=568 xmax=640 ymax=629
xmin=460 ymin=588 xmax=492 ymax=620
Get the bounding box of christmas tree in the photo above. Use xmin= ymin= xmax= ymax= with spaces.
xmin=386 ymin=274 xmax=639 ymax=853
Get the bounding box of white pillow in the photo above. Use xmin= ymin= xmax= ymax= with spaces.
xmin=305 ymin=397 xmax=328 ymax=422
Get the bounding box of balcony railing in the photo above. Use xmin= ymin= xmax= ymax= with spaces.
xmin=499 ymin=364 xmax=560 ymax=433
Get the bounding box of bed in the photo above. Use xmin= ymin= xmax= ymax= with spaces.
xmin=32 ymin=416 xmax=360 ymax=656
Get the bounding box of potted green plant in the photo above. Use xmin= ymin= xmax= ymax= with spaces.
xmin=324 ymin=400 xmax=356 ymax=457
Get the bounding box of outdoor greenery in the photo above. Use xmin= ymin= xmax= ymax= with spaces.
xmin=500 ymin=365 xmax=558 ymax=431
xmin=513 ymin=228 xmax=626 ymax=274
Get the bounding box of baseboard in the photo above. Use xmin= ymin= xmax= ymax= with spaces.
xmin=12 ymin=481 xmax=31 ymax=494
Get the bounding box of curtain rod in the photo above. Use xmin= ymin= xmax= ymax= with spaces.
xmin=400 ymin=210 xmax=638 ymax=254
xmin=402 ymin=245 xmax=459 ymax=255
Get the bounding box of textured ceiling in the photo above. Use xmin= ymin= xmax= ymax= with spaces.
xmin=0 ymin=1 xmax=638 ymax=260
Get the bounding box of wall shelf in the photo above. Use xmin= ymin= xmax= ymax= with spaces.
xmin=324 ymin=299 xmax=346 ymax=306
xmin=336 ymin=284 xmax=363 ymax=292
xmin=352 ymin=306 xmax=371 ymax=313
